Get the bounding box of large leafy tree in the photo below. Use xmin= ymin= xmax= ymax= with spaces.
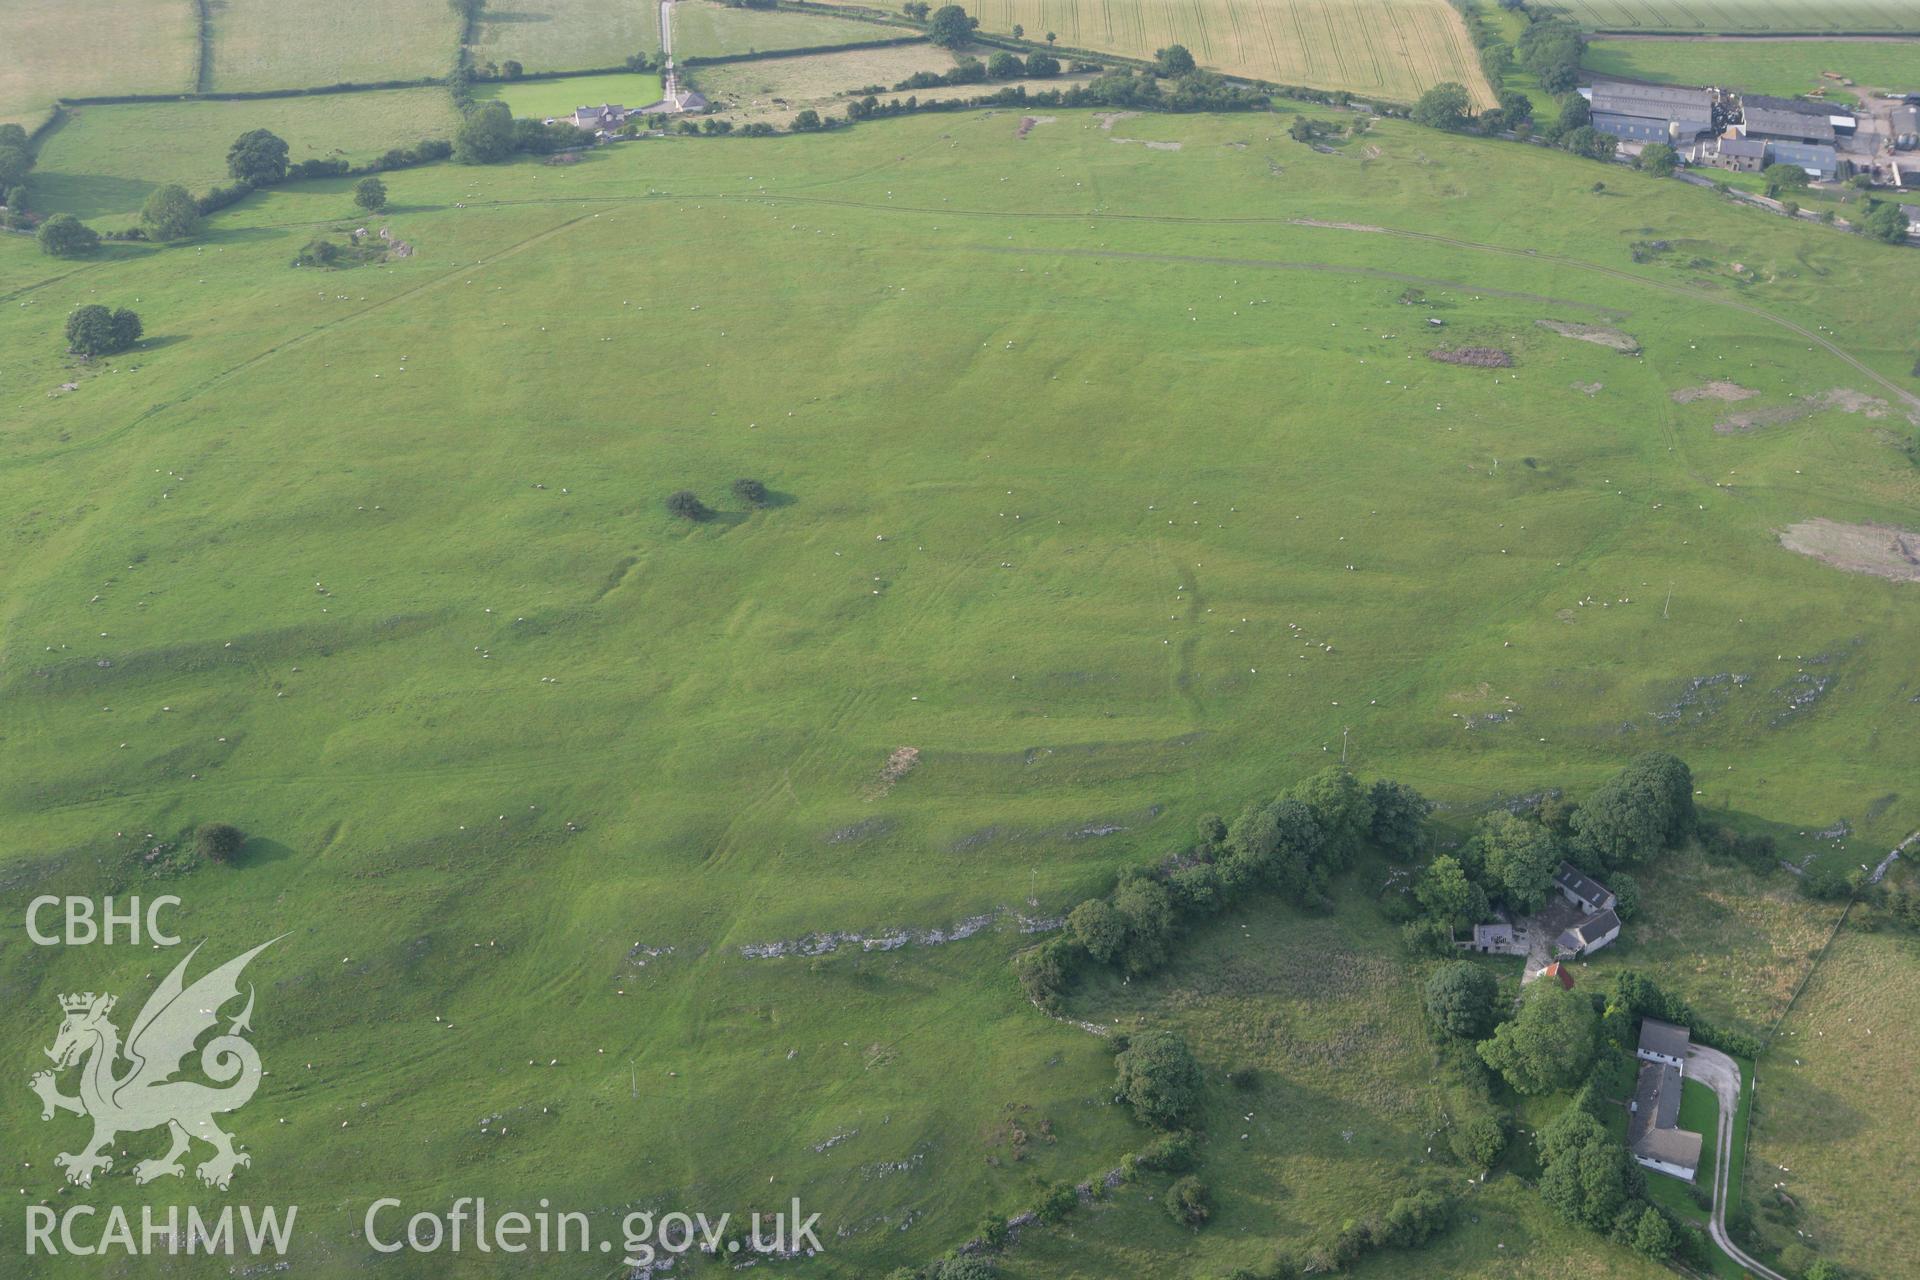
xmin=1570 ymin=752 xmax=1694 ymax=869
xmin=1114 ymin=1030 xmax=1201 ymax=1128
xmin=37 ymin=213 xmax=99 ymax=258
xmin=454 ymin=102 xmax=516 ymax=165
xmin=1368 ymin=779 xmax=1432 ymax=857
xmin=924 ymin=4 xmax=975 ymax=48
xmin=1412 ymin=81 xmax=1471 ymax=132
xmin=65 ymin=304 xmax=141 ymax=356
xmin=1477 ymin=982 xmax=1597 ymax=1094
xmin=1288 ymin=767 xmax=1373 ymax=871
xmin=1424 ymin=960 xmax=1500 ymax=1039
xmin=1478 ymin=811 xmax=1560 ymax=911
xmin=227 ymin=129 xmax=290 ymax=184
xmin=1223 ymin=796 xmax=1322 ymax=898
xmin=140 ymin=183 xmax=203 ymax=241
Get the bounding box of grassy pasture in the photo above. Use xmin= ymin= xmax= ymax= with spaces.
xmin=1542 ymin=0 xmax=1920 ymax=33
xmin=694 ymin=43 xmax=960 ymax=114
xmin=1582 ymin=37 xmax=1920 ymax=97
xmin=24 ymin=89 xmax=462 ymax=222
xmin=472 ymin=72 xmax=666 ymax=118
xmin=206 ymin=0 xmax=464 ymax=90
xmin=471 ymin=0 xmax=661 ymax=74
xmin=1746 ymin=922 xmax=1920 ymax=1274
xmin=814 ymin=0 xmax=1497 ymax=106
xmin=0 ymin=0 xmax=197 ymax=126
xmin=673 ymin=1 xmax=907 ymax=58
xmin=3 ymin=107 xmax=1920 ymax=1277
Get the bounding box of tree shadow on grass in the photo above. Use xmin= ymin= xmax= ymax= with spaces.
xmin=129 ymin=334 xmax=190 ymax=354
xmin=27 ymin=171 xmax=157 ymax=223
xmin=236 ymin=836 xmax=297 ymax=869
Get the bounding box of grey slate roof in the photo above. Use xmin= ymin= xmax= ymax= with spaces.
xmin=1627 ymin=1060 xmax=1701 ymax=1173
xmin=1591 ymin=81 xmax=1712 ymax=115
xmin=1639 ymin=1017 xmax=1691 ymax=1061
xmin=1555 ymin=862 xmax=1613 ymax=907
xmin=1744 ymin=106 xmax=1834 ymax=142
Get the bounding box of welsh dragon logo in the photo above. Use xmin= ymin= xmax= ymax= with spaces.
xmin=29 ymin=937 xmax=281 ymax=1190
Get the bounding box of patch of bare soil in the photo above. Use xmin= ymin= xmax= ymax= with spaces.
xmin=1093 ymin=111 xmax=1138 ymax=131
xmin=1015 ymin=115 xmax=1056 ymax=138
xmin=1110 ymin=136 xmax=1181 ymax=150
xmin=866 ymin=746 xmax=920 ymax=799
xmin=1537 ymin=319 xmax=1640 ymax=354
xmin=1779 ymin=519 xmax=1920 ymax=582
xmin=1714 ymin=388 xmax=1906 ymax=433
xmin=1428 ymin=346 xmax=1513 ymax=368
xmin=1672 ymin=380 xmax=1757 ymax=404
xmin=1290 ymin=217 xmax=1384 ymax=233
xmin=1573 ymin=381 xmax=1603 ymax=396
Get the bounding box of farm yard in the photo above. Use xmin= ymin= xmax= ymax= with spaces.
xmin=1581 ymin=36 xmax=1920 ymax=97
xmin=4 ymin=98 xmax=1920 ymax=1277
xmin=23 ymin=89 xmax=462 ymax=221
xmin=0 ymin=0 xmax=196 ymax=126
xmin=821 ymin=0 xmax=1498 ymax=106
xmin=1542 ymin=0 xmax=1920 ymax=34
xmin=469 ymin=0 xmax=662 ymax=74
xmin=205 ymin=0 xmax=464 ymax=89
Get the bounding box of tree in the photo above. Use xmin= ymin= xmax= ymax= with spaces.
xmin=1287 ymin=115 xmax=1320 ymax=144
xmin=1113 ymin=873 xmax=1176 ymax=973
xmin=925 ymin=4 xmax=976 ymax=48
xmin=1570 ymin=752 xmax=1695 ymax=869
xmin=1114 ymin=1030 xmax=1201 ymax=1128
xmin=665 ymin=489 xmax=711 ymax=520
xmin=790 ymin=109 xmax=823 ymax=132
xmin=1289 ymin=768 xmax=1373 ymax=870
xmin=1412 ymin=81 xmax=1471 ymax=132
xmin=1862 ymin=199 xmax=1912 ymax=244
xmin=1539 ymin=1133 xmax=1639 ymax=1232
xmin=1153 ymin=44 xmax=1195 ymax=77
xmin=1453 ymin=1111 xmax=1509 ymax=1169
xmin=1368 ymin=779 xmax=1431 ymax=856
xmin=901 ymin=0 xmax=929 ymax=17
xmin=1478 ymin=811 xmax=1559 ymax=912
xmin=65 ymin=305 xmax=118 ymax=356
xmin=1067 ymin=898 xmax=1127 ymax=964
xmin=353 ymin=177 xmax=389 ymax=212
xmin=1763 ymin=162 xmax=1810 ymax=198
xmin=0 ymin=144 xmax=30 ymax=188
xmin=0 ymin=122 xmax=27 ymax=148
xmin=38 ymin=213 xmax=100 ymax=258
xmin=1639 ymin=142 xmax=1677 ymax=177
xmin=1417 ymin=854 xmax=1473 ymax=926
xmin=1046 ymin=30 xmax=1056 ymax=45
xmin=227 ymin=129 xmax=290 ymax=184
xmin=1024 ymin=52 xmax=1059 ymax=77
xmin=1496 ymin=89 xmax=1534 ymax=126
xmin=109 ymin=307 xmax=143 ymax=351
xmin=501 ymin=59 xmax=523 ymax=78
xmin=1630 ymin=1205 xmax=1679 ymax=1259
xmin=987 ymin=51 xmax=1024 ymax=79
xmin=1478 ymin=982 xmax=1598 ymax=1094
xmin=730 ymin=477 xmax=770 ymax=506
xmin=1424 ymin=960 xmax=1500 ymax=1039
xmin=1165 ymin=1175 xmax=1210 ymax=1226
xmin=455 ymin=102 xmax=516 ymax=164
xmin=1223 ymin=796 xmax=1322 ymax=898
xmin=195 ymin=822 xmax=246 ymax=863
xmin=1561 ymin=126 xmax=1618 ymax=161
xmin=1610 ymin=872 xmax=1640 ymax=922
xmin=140 ymin=183 xmax=202 ymax=241
xmin=1010 ymin=22 xmax=1022 ymax=37
xmin=1554 ymin=93 xmax=1592 ymax=134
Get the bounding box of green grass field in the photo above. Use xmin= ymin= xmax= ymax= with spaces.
xmin=0 ymin=0 xmax=197 ymax=125
xmin=1583 ymin=37 xmax=1920 ymax=97
xmin=23 ymin=89 xmax=463 ymax=222
xmin=673 ymin=1 xmax=906 ymax=59
xmin=472 ymin=72 xmax=666 ymax=118
xmin=205 ymin=0 xmax=464 ymax=90
xmin=470 ymin=0 xmax=662 ymax=75
xmin=1542 ymin=0 xmax=1920 ymax=32
xmin=4 ymin=101 xmax=1920 ymax=1278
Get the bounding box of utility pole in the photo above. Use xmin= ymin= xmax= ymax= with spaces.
xmin=1664 ymin=583 xmax=1673 ymax=619
xmin=1342 ymin=726 xmax=1350 ymax=765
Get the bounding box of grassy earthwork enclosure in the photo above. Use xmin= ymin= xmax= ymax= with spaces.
xmin=4 ymin=96 xmax=1920 ymax=1277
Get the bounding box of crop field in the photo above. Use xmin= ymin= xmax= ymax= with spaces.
xmin=4 ymin=101 xmax=1920 ymax=1279
xmin=695 ymin=43 xmax=961 ymax=114
xmin=24 ymin=89 xmax=462 ymax=222
xmin=0 ymin=0 xmax=197 ymax=126
xmin=1542 ymin=0 xmax=1920 ymax=34
xmin=470 ymin=0 xmax=661 ymax=75
xmin=206 ymin=0 xmax=464 ymax=90
xmin=1746 ymin=921 xmax=1920 ymax=1275
xmin=1582 ymin=37 xmax=1920 ymax=97
xmin=674 ymin=1 xmax=908 ymax=59
xmin=813 ymin=0 xmax=1496 ymax=105
xmin=472 ymin=72 xmax=665 ymax=118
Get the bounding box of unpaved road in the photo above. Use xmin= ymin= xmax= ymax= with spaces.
xmin=1686 ymin=1044 xmax=1787 ymax=1280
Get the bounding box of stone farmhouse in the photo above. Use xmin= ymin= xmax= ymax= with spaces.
xmin=1628 ymin=1019 xmax=1703 ymax=1182
xmin=1552 ymin=862 xmax=1621 ymax=958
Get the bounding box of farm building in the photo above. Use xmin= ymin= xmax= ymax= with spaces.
xmin=1638 ymin=1018 xmax=1691 ymax=1070
xmin=1542 ymin=961 xmax=1574 ymax=990
xmin=1771 ymin=141 xmax=1839 ymax=180
xmin=1586 ymin=81 xmax=1714 ymax=145
xmin=1555 ymin=909 xmax=1621 ymax=957
xmin=1554 ymin=862 xmax=1615 ymax=914
xmin=1742 ymin=103 xmax=1835 ymax=146
xmin=1690 ymin=135 xmax=1769 ymax=173
xmin=1892 ymin=104 xmax=1918 ymax=150
xmin=1742 ymin=93 xmax=1854 ymax=138
xmin=1628 ymin=1055 xmax=1703 ymax=1182
xmin=566 ymin=104 xmax=630 ymax=130
xmin=1458 ymin=921 xmax=1524 ymax=955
